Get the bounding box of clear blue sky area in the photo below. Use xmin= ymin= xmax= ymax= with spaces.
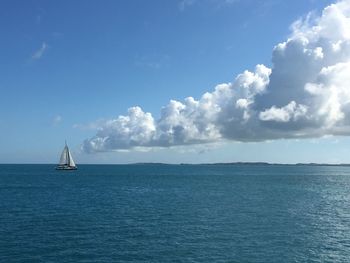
xmin=2 ymin=0 xmax=346 ymax=164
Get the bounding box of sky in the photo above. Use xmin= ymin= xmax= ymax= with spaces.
xmin=2 ymin=0 xmax=350 ymax=164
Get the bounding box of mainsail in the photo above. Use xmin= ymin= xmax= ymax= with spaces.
xmin=56 ymin=142 xmax=77 ymax=170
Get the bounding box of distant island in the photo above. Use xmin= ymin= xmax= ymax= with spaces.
xmin=131 ymin=162 xmax=350 ymax=167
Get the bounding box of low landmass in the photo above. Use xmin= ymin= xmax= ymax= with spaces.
xmin=131 ymin=162 xmax=350 ymax=166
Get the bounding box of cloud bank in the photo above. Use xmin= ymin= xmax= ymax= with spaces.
xmin=83 ymin=0 xmax=350 ymax=152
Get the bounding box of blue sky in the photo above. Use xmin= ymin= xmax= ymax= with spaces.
xmin=3 ymin=0 xmax=350 ymax=164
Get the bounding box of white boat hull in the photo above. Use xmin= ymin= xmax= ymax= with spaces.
xmin=55 ymin=165 xmax=77 ymax=170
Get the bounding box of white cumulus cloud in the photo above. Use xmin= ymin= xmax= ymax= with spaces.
xmin=83 ymin=0 xmax=350 ymax=152
xmin=259 ymin=101 xmax=308 ymax=123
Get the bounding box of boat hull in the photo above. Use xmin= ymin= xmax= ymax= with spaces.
xmin=55 ymin=165 xmax=77 ymax=170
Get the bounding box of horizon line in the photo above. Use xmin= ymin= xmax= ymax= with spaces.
xmin=1 ymin=162 xmax=350 ymax=166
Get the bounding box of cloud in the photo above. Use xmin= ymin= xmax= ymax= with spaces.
xmin=73 ymin=119 xmax=107 ymax=131
xmin=32 ymin=42 xmax=48 ymax=60
xmin=52 ymin=115 xmax=62 ymax=126
xmin=83 ymin=0 xmax=350 ymax=152
xmin=259 ymin=101 xmax=308 ymax=123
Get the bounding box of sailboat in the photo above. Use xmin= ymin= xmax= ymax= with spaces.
xmin=56 ymin=141 xmax=77 ymax=170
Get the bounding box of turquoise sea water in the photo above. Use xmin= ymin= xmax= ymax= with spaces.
xmin=0 ymin=164 xmax=350 ymax=262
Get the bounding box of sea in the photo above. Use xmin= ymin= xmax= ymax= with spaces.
xmin=0 ymin=164 xmax=350 ymax=262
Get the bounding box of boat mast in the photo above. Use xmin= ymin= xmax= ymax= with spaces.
xmin=65 ymin=140 xmax=70 ymax=166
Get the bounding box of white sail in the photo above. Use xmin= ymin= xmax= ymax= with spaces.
xmin=59 ymin=146 xmax=69 ymax=165
xmin=67 ymin=148 xmax=76 ymax=167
